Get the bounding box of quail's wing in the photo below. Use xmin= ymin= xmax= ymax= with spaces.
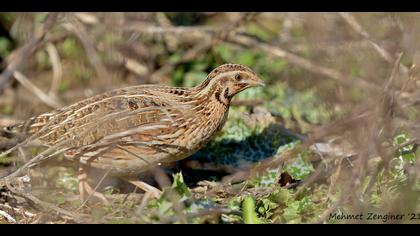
xmin=21 ymin=88 xmax=195 ymax=149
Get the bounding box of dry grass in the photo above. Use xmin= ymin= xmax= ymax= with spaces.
xmin=0 ymin=12 xmax=419 ymax=224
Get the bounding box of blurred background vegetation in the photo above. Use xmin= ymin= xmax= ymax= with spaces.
xmin=0 ymin=13 xmax=419 ymax=224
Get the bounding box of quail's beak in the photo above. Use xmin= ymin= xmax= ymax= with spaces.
xmin=255 ymin=78 xmax=266 ymax=87
xmin=239 ymin=76 xmax=265 ymax=89
xmin=248 ymin=77 xmax=265 ymax=87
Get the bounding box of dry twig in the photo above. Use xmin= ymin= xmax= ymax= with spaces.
xmin=339 ymin=13 xmax=409 ymax=75
xmin=0 ymin=13 xmax=60 ymax=90
xmin=13 ymin=71 xmax=62 ymax=109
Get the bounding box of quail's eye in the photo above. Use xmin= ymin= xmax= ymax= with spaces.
xmin=235 ymin=74 xmax=242 ymax=81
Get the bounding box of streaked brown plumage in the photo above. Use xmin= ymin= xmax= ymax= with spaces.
xmin=8 ymin=63 xmax=264 ymax=203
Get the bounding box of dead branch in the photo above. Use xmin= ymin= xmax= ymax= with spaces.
xmin=63 ymin=14 xmax=112 ymax=86
xmin=227 ymin=34 xmax=381 ymax=92
xmin=0 ymin=209 xmax=16 ymax=223
xmin=339 ymin=13 xmax=409 ymax=75
xmin=13 ymin=71 xmax=62 ymax=109
xmin=45 ymin=42 xmax=63 ymax=97
xmin=8 ymin=188 xmax=86 ymax=223
xmin=0 ymin=13 xmax=60 ymax=91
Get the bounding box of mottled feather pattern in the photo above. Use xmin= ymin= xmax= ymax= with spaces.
xmin=8 ymin=64 xmax=262 ymax=177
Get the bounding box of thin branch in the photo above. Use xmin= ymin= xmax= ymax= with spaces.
xmin=228 ymin=34 xmax=381 ymax=92
xmin=74 ymin=13 xmax=99 ymax=25
xmin=124 ymin=58 xmax=149 ymax=77
xmin=395 ymin=138 xmax=418 ymax=152
xmin=0 ymin=13 xmax=60 ymax=90
xmin=0 ymin=203 xmax=36 ymax=218
xmin=45 ymin=42 xmax=63 ymax=97
xmin=8 ymin=187 xmax=85 ymax=223
xmin=120 ymin=24 xmax=214 ymax=35
xmin=384 ymin=52 xmax=403 ymax=92
xmin=63 ymin=14 xmax=112 ymax=86
xmin=13 ymin=71 xmax=62 ymax=109
xmin=339 ymin=13 xmax=409 ymax=74
xmin=0 ymin=209 xmax=17 ymax=223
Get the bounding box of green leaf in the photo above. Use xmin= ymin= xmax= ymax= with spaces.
xmin=168 ymin=53 xmax=182 ymax=64
xmin=0 ymin=13 xmax=16 ymax=25
xmin=251 ymin=168 xmax=281 ymax=188
xmin=58 ymin=80 xmax=70 ymax=92
xmin=214 ymin=44 xmax=234 ymax=62
xmin=297 ymin=196 xmax=314 ymax=213
xmin=282 ymin=201 xmax=301 ymax=223
xmin=256 ymin=198 xmax=279 ymax=218
xmin=2 ymin=104 xmax=13 ymax=115
xmin=245 ymin=22 xmax=274 ymax=41
xmin=183 ymin=71 xmax=207 ymax=87
xmin=284 ymin=152 xmax=314 ymax=180
xmin=35 ymin=13 xmax=48 ymax=24
xmin=0 ymin=37 xmax=12 ymax=58
xmin=394 ymin=133 xmax=409 ymax=145
xmin=0 ymin=155 xmax=12 ymax=165
xmin=270 ymin=188 xmax=292 ymax=205
xmin=190 ymin=61 xmax=208 ymax=71
xmin=237 ymin=51 xmax=256 ymax=66
xmin=270 ymin=59 xmax=288 ymax=73
xmin=291 ymin=25 xmax=304 ymax=39
xmin=228 ymin=197 xmax=241 ymax=211
xmin=60 ymin=38 xmax=81 ymax=59
xmin=242 ymin=196 xmax=261 ymax=224
xmin=172 ymin=172 xmax=191 ymax=198
xmin=171 ymin=66 xmax=185 ymax=86
xmin=393 ymin=132 xmax=417 ymax=164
